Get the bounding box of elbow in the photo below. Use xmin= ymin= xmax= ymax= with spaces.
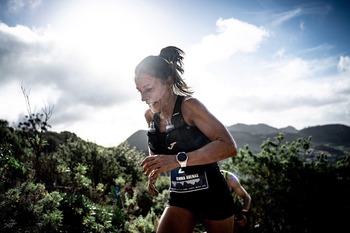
xmin=215 ymin=136 xmax=237 ymax=159
xmin=231 ymin=145 xmax=238 ymax=158
xmin=230 ymin=139 xmax=238 ymax=157
xmin=225 ymin=140 xmax=238 ymax=159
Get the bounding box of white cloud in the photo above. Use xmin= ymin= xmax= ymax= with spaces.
xmin=272 ymin=8 xmax=302 ymax=26
xmin=273 ymin=48 xmax=286 ymax=58
xmin=7 ymin=0 xmax=41 ymax=13
xmin=0 ymin=2 xmax=349 ymax=147
xmin=270 ymin=4 xmax=332 ymax=27
xmin=338 ymin=56 xmax=350 ymax=72
xmin=187 ymin=18 xmax=269 ymax=65
xmin=183 ymin=18 xmax=350 ymax=130
xmin=0 ymin=20 xmax=142 ymax=145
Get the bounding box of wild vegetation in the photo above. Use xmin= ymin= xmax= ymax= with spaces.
xmin=1 ymin=108 xmax=349 ymax=232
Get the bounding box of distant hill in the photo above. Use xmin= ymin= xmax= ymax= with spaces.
xmin=299 ymin=124 xmax=350 ymax=146
xmin=227 ymin=123 xmax=298 ymax=135
xmin=126 ymin=129 xmax=148 ymax=154
xmin=125 ymin=123 xmax=350 ymax=159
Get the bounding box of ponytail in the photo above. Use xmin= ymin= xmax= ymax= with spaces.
xmin=159 ymin=46 xmax=193 ymax=95
xmin=159 ymin=46 xmax=185 ymax=75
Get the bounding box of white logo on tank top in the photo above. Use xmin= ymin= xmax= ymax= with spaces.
xmin=167 ymin=142 xmax=177 ymax=150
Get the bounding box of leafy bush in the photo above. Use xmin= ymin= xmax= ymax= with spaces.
xmin=0 ymin=182 xmax=63 ymax=233
xmin=2 ymin=116 xmax=349 ymax=233
xmin=222 ymin=133 xmax=350 ymax=233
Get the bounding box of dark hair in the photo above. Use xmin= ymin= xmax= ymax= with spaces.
xmin=135 ymin=46 xmax=193 ymax=95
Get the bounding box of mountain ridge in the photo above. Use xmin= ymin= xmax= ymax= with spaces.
xmin=125 ymin=123 xmax=350 ymax=159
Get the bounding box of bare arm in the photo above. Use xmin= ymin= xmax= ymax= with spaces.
xmin=182 ymin=97 xmax=237 ymax=165
xmin=227 ymin=172 xmax=251 ymax=211
xmin=141 ymin=97 xmax=237 ymax=178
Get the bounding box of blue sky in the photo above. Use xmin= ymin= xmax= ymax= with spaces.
xmin=0 ymin=0 xmax=349 ymax=147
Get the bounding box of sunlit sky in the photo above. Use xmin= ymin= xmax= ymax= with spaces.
xmin=1 ymin=0 xmax=349 ymax=147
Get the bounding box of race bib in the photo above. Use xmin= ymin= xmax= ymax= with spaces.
xmin=170 ymin=168 xmax=209 ymax=193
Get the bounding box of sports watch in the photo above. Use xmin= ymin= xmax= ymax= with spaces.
xmin=176 ymin=152 xmax=188 ymax=168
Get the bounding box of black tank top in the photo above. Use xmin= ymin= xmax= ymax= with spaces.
xmin=148 ymin=95 xmax=219 ymax=193
xmin=147 ymin=96 xmax=214 ymax=160
xmin=147 ymin=96 xmax=234 ymax=215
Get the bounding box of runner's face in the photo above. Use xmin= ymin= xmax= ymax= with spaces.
xmin=135 ymin=74 xmax=167 ymax=113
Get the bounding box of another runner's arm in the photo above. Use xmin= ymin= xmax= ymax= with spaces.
xmin=228 ymin=173 xmax=251 ymax=211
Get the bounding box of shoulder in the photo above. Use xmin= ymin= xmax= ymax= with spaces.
xmin=223 ymin=171 xmax=239 ymax=182
xmin=181 ymin=96 xmax=208 ymax=115
xmin=181 ymin=96 xmax=208 ymax=125
xmin=229 ymin=172 xmax=239 ymax=181
xmin=182 ymin=96 xmax=203 ymax=106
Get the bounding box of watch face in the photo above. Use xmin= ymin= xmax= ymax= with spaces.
xmin=177 ymin=152 xmax=187 ymax=162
